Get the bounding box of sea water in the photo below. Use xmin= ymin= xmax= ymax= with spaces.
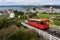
xmin=0 ymin=5 xmax=25 ymax=10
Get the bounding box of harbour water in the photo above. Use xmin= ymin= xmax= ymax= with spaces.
xmin=0 ymin=6 xmax=23 ymax=10
xmin=0 ymin=5 xmax=60 ymax=10
xmin=0 ymin=5 xmax=26 ymax=10
xmin=0 ymin=5 xmax=37 ymax=10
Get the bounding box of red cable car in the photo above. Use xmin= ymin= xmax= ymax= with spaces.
xmin=27 ymin=19 xmax=49 ymax=30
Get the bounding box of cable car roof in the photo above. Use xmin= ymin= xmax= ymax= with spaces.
xmin=29 ymin=18 xmax=49 ymax=22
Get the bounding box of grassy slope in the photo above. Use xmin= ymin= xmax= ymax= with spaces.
xmin=37 ymin=14 xmax=59 ymax=19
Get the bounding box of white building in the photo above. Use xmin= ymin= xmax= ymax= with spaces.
xmin=7 ymin=10 xmax=15 ymax=19
xmin=0 ymin=13 xmax=2 ymax=15
xmin=9 ymin=12 xmax=15 ymax=18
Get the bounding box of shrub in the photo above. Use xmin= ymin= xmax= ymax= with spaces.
xmin=20 ymin=15 xmax=27 ymax=20
xmin=0 ymin=16 xmax=7 ymax=29
xmin=49 ymin=20 xmax=55 ymax=25
xmin=0 ymin=18 xmax=15 ymax=29
xmin=29 ymin=13 xmax=37 ymax=18
xmin=54 ymin=20 xmax=60 ymax=26
xmin=0 ymin=25 xmax=19 ymax=40
xmin=14 ymin=10 xmax=24 ymax=18
xmin=14 ymin=19 xmax=21 ymax=26
xmin=5 ymin=29 xmax=39 ymax=40
xmin=0 ymin=15 xmax=21 ymax=29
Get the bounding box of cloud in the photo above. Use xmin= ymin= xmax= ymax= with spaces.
xmin=0 ymin=0 xmax=3 ymax=3
xmin=5 ymin=0 xmax=20 ymax=2
xmin=0 ymin=0 xmax=60 ymax=5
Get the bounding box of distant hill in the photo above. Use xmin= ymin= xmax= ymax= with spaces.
xmin=0 ymin=5 xmax=60 ymax=8
xmin=41 ymin=5 xmax=60 ymax=8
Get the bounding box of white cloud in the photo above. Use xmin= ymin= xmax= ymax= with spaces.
xmin=5 ymin=0 xmax=20 ymax=2
xmin=4 ymin=0 xmax=39 ymax=4
xmin=0 ymin=0 xmax=3 ymax=3
xmin=0 ymin=0 xmax=60 ymax=5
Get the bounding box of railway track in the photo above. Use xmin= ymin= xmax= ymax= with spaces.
xmin=44 ymin=28 xmax=60 ymax=38
xmin=21 ymin=22 xmax=60 ymax=40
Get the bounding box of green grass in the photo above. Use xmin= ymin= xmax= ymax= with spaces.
xmin=54 ymin=20 xmax=60 ymax=26
xmin=37 ymin=13 xmax=60 ymax=19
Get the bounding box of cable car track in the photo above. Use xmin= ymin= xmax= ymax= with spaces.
xmin=21 ymin=22 xmax=60 ymax=40
xmin=44 ymin=28 xmax=60 ymax=38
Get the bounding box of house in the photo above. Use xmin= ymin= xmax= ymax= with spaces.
xmin=7 ymin=10 xmax=15 ymax=19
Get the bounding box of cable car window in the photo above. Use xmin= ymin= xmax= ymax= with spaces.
xmin=44 ymin=22 xmax=47 ymax=24
xmin=40 ymin=22 xmax=44 ymax=25
xmin=36 ymin=21 xmax=47 ymax=25
xmin=29 ymin=20 xmax=48 ymax=25
xmin=36 ymin=21 xmax=46 ymax=25
xmin=36 ymin=21 xmax=39 ymax=23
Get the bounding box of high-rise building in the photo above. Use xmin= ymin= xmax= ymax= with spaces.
xmin=49 ymin=7 xmax=53 ymax=13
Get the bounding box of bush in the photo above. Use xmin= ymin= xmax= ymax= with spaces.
xmin=49 ymin=20 xmax=55 ymax=25
xmin=0 ymin=25 xmax=19 ymax=40
xmin=14 ymin=18 xmax=21 ymax=26
xmin=20 ymin=15 xmax=27 ymax=20
xmin=0 ymin=15 xmax=21 ymax=29
xmin=53 ymin=17 xmax=60 ymax=26
xmin=54 ymin=20 xmax=60 ymax=26
xmin=29 ymin=13 xmax=37 ymax=18
xmin=0 ymin=16 xmax=8 ymax=29
xmin=14 ymin=10 xmax=24 ymax=18
xmin=0 ymin=18 xmax=14 ymax=29
xmin=5 ymin=29 xmax=39 ymax=40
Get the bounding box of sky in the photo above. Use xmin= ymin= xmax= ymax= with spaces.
xmin=0 ymin=0 xmax=60 ymax=5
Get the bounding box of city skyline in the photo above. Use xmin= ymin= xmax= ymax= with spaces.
xmin=0 ymin=0 xmax=60 ymax=5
